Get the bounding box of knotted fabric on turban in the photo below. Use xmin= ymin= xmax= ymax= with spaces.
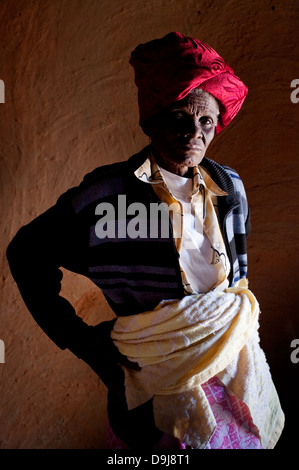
xmin=129 ymin=32 xmax=248 ymax=133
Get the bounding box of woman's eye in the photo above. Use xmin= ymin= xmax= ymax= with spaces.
xmin=159 ymin=111 xmax=186 ymax=127
xmin=169 ymin=112 xmax=185 ymax=120
xmin=200 ymin=116 xmax=214 ymax=126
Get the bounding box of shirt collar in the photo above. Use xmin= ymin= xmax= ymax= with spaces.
xmin=134 ymin=153 xmax=227 ymax=197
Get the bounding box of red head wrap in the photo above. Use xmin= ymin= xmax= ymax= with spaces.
xmin=129 ymin=32 xmax=248 ymax=134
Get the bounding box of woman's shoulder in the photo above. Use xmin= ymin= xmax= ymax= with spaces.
xmin=57 ymin=146 xmax=151 ymax=213
xmin=76 ymin=145 xmax=151 ymax=188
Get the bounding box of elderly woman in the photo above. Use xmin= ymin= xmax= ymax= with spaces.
xmin=7 ymin=32 xmax=284 ymax=450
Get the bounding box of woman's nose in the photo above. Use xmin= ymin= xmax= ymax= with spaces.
xmin=183 ymin=119 xmax=202 ymax=139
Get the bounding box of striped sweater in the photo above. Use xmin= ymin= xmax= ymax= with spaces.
xmin=7 ymin=145 xmax=250 ymax=351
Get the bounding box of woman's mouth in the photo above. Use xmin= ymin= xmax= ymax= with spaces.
xmin=176 ymin=143 xmax=203 ymax=151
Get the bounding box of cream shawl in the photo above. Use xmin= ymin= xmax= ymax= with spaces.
xmin=111 ymin=285 xmax=285 ymax=449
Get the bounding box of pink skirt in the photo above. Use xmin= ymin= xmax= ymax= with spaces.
xmin=105 ymin=377 xmax=263 ymax=449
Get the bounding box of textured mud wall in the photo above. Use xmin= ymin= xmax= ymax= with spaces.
xmin=0 ymin=0 xmax=298 ymax=449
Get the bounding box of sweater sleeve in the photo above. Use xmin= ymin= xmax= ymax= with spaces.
xmin=6 ymin=193 xmax=91 ymax=352
xmin=6 ymin=186 xmax=140 ymax=391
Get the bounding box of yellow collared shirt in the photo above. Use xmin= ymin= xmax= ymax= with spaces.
xmin=135 ymin=154 xmax=230 ymax=294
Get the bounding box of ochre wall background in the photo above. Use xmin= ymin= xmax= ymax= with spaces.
xmin=0 ymin=0 xmax=298 ymax=449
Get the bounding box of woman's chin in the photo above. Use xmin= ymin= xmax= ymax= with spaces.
xmin=172 ymin=149 xmax=205 ymax=167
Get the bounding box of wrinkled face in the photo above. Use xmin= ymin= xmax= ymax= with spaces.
xmin=146 ymin=89 xmax=219 ymax=176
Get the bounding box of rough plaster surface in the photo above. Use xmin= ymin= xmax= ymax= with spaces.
xmin=0 ymin=0 xmax=298 ymax=449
